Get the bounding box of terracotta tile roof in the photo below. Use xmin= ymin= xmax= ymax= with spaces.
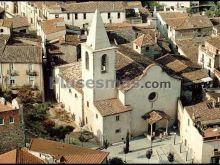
xmin=181 ymin=69 xmax=209 ymax=82
xmin=41 ymin=17 xmax=66 ymax=35
xmin=203 ymin=127 xmax=220 ymax=140
xmin=105 ymin=22 xmax=132 ymax=31
xmin=63 ymin=1 xmax=125 ymax=13
xmin=160 ymin=12 xmax=213 ymax=30
xmin=156 ymin=54 xmax=201 ymax=70
xmin=0 ymin=45 xmax=42 ymax=63
xmin=9 ymin=16 xmax=29 ymax=29
xmin=175 ymin=15 xmax=213 ymax=30
xmin=0 ymin=148 xmax=45 ymax=164
xmin=29 ymin=138 xmax=109 ymax=163
xmin=206 ymin=35 xmax=220 ymax=50
xmin=62 ymin=34 xmax=81 ymax=46
xmin=116 ymin=44 xmax=156 ymax=92
xmin=175 ymin=39 xmax=200 ymax=63
xmin=94 ymin=98 xmax=132 ymax=117
xmin=142 ymin=110 xmax=171 ymax=125
xmin=58 ymin=62 xmax=82 ymax=93
xmin=133 ymin=34 xmax=155 ymax=47
xmin=185 ymin=100 xmax=220 ymax=124
xmin=159 ymin=12 xmax=188 ymax=21
xmin=167 ymin=15 xmax=213 ymax=30
xmin=166 ymin=59 xmax=188 ymax=73
xmin=0 ymin=19 xmax=13 ymax=28
xmin=0 ymin=102 xmax=15 ymax=112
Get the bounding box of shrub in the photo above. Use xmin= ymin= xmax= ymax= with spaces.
xmin=18 ymin=85 xmax=34 ymax=103
xmin=43 ymin=119 xmax=55 ymax=130
xmin=109 ymin=157 xmax=124 ymax=164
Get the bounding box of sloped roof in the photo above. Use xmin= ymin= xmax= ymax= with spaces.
xmin=63 ymin=1 xmax=125 ymax=13
xmin=29 ymin=138 xmax=108 ymax=164
xmin=9 ymin=16 xmax=29 ymax=29
xmin=206 ymin=35 xmax=220 ymax=50
xmin=0 ymin=148 xmax=45 ymax=164
xmin=0 ymin=45 xmax=42 ymax=63
xmin=133 ymin=34 xmax=155 ymax=47
xmin=94 ymin=98 xmax=132 ymax=117
xmin=41 ymin=17 xmax=66 ymax=35
xmin=0 ymin=19 xmax=13 ymax=28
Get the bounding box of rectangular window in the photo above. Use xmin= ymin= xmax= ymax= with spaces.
xmin=0 ymin=118 xmax=4 ymax=125
xmin=96 ymin=114 xmax=98 ymax=119
xmin=10 ymin=79 xmax=15 ymax=85
xmin=67 ymin=13 xmax=70 ymax=20
xmin=83 ymin=13 xmax=86 ymax=19
xmin=115 ymin=128 xmax=121 ymax=134
xmin=208 ymin=59 xmax=211 ymax=67
xmin=9 ymin=63 xmax=14 ymax=70
xmin=69 ymin=88 xmax=72 ymax=93
xmin=200 ymin=54 xmax=204 ymax=62
xmin=75 ymin=13 xmax=78 ymax=20
xmin=28 ymin=64 xmax=33 ymax=71
xmin=118 ymin=12 xmax=120 ymax=19
xmin=188 ymin=119 xmax=190 ymax=126
xmin=31 ymin=18 xmax=33 ymax=24
xmin=108 ymin=12 xmax=111 ymax=19
xmin=9 ymin=117 xmax=14 ymax=124
xmin=116 ymin=115 xmax=120 ymax=121
xmin=29 ymin=76 xmax=34 ymax=86
xmin=87 ymin=101 xmax=89 ymax=107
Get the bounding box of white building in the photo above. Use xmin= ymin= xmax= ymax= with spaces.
xmin=198 ymin=36 xmax=220 ymax=75
xmin=0 ymin=19 xmax=12 ymax=35
xmin=0 ymin=1 xmax=18 ymax=18
xmin=178 ymin=99 xmax=220 ymax=163
xmin=54 ymin=10 xmax=181 ymax=144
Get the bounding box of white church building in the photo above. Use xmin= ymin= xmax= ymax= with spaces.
xmin=54 ymin=10 xmax=181 ymax=144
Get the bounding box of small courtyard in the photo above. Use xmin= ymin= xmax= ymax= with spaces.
xmin=103 ymin=133 xmax=197 ymax=164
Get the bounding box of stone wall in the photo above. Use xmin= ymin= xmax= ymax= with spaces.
xmin=0 ymin=109 xmax=25 ymax=154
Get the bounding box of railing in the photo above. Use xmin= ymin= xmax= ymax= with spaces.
xmin=26 ymin=70 xmax=38 ymax=76
xmin=7 ymin=70 xmax=18 ymax=76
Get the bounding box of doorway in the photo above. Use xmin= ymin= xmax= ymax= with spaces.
xmin=148 ymin=123 xmax=156 ymax=135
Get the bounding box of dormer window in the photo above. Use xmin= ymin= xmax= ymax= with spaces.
xmin=101 ymin=54 xmax=107 ymax=73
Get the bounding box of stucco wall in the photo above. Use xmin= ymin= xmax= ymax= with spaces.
xmin=124 ymin=65 xmax=181 ymax=136
xmin=0 ymin=63 xmax=44 ymax=92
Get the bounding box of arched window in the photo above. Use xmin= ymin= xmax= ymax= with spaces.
xmin=101 ymin=54 xmax=107 ymax=73
xmin=85 ymin=51 xmax=89 ymax=70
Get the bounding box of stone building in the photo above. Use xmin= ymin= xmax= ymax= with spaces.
xmin=0 ymin=33 xmax=44 ymax=99
xmin=54 ymin=9 xmax=181 ymax=144
xmin=156 ymin=12 xmax=213 ymax=46
xmin=0 ymin=98 xmax=25 ymax=154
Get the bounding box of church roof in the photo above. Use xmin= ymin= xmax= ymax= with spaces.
xmin=86 ymin=9 xmax=111 ymax=50
xmin=58 ymin=62 xmax=82 ymax=93
xmin=94 ymin=98 xmax=132 ymax=117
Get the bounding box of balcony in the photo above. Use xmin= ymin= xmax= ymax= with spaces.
xmin=26 ymin=70 xmax=38 ymax=76
xmin=7 ymin=70 xmax=18 ymax=76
